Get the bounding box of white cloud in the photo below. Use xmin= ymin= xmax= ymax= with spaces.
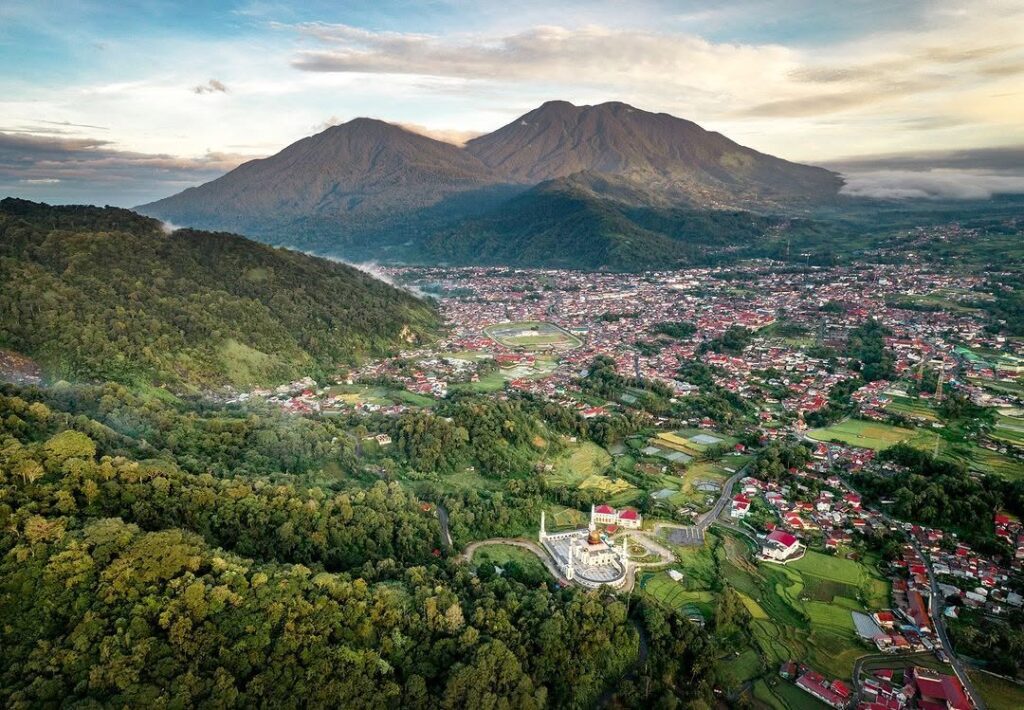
xmin=840 ymin=169 xmax=1024 ymax=200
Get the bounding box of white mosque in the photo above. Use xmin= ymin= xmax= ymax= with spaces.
xmin=538 ymin=510 xmax=630 ymax=589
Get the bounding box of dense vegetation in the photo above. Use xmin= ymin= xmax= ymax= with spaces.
xmin=0 ymin=387 xmax=716 ymax=708
xmin=0 ymin=199 xmax=438 ymax=390
xmin=421 ymin=178 xmax=828 ymax=271
xmin=851 ymin=444 xmax=1024 ymax=549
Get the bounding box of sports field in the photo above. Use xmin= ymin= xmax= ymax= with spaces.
xmin=483 ymin=321 xmax=582 ymax=351
xmin=807 ymin=419 xmax=916 ymax=450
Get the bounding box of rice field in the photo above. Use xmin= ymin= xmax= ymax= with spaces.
xmin=807 ymin=419 xmax=917 ymax=451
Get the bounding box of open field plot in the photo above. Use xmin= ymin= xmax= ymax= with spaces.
xmin=655 ymin=428 xmax=739 ymax=457
xmin=546 ymin=505 xmax=587 ymax=531
xmin=546 ymin=442 xmax=612 ymax=486
xmin=717 ymin=649 xmax=764 ymax=689
xmin=970 ymin=376 xmax=1024 ymax=398
xmin=808 ymin=419 xmax=916 ymax=450
xmin=937 ymin=440 xmax=1024 ymax=479
xmin=640 ymin=571 xmax=715 ymax=618
xmin=471 ymin=543 xmax=552 ymax=580
xmin=968 ymin=670 xmax=1024 ymax=710
xmin=483 ymin=321 xmax=582 ymax=350
xmin=327 ymin=383 xmax=436 ymax=407
xmin=884 ymin=394 xmax=939 ymax=421
xmin=543 ymin=441 xmax=643 ymax=505
xmin=669 ymin=460 xmax=742 ymax=509
xmin=448 ymin=355 xmax=559 ymax=394
xmin=993 ymin=414 xmax=1024 ymax=448
xmin=723 ymin=535 xmax=884 ymax=680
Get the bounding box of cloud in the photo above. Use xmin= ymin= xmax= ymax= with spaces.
xmin=393 ymin=122 xmax=482 ymax=146
xmin=830 ymin=144 xmax=1024 ymax=200
xmin=839 ymin=169 xmax=1024 ymax=200
xmin=192 ymin=79 xmax=229 ymax=94
xmin=0 ymin=132 xmax=254 ymax=206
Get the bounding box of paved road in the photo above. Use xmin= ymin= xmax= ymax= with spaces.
xmin=436 ymin=503 xmax=453 ymax=551
xmin=653 ymin=469 xmax=745 ymax=546
xmin=842 ymin=479 xmax=986 ymax=709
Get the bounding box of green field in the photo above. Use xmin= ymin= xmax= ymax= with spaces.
xmin=884 ymin=394 xmax=939 ymax=422
xmin=993 ymin=414 xmax=1024 ymax=447
xmin=327 ymin=383 xmax=435 ymax=408
xmin=483 ymin=321 xmax=582 ymax=351
xmin=657 ymin=530 xmax=888 ymax=686
xmin=471 ymin=544 xmax=552 ymax=580
xmin=808 ymin=419 xmax=917 ymax=450
xmin=968 ymin=670 xmax=1024 ymax=710
xmin=547 ymin=442 xmax=612 ymax=485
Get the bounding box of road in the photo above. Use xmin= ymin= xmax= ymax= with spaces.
xmin=841 ymin=480 xmax=986 ymax=709
xmin=653 ymin=469 xmax=745 ymax=545
xmin=437 ymin=503 xmax=453 ymax=551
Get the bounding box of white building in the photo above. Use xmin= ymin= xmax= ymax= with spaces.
xmin=759 ymin=530 xmax=805 ymax=563
xmin=591 ymin=504 xmax=642 ymax=529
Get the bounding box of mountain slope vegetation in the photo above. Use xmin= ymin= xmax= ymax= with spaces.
xmin=0 ymin=199 xmax=437 ymax=389
xmin=422 ymin=174 xmax=827 ymax=270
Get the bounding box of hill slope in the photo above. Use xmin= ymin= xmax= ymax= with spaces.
xmin=422 ymin=173 xmax=810 ymax=270
xmin=137 ymin=101 xmax=843 ymax=264
xmin=0 ymin=198 xmax=437 ymax=388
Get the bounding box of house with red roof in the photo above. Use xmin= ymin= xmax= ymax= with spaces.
xmin=907 ymin=666 xmax=971 ymax=710
xmin=760 ymin=529 xmax=805 ymax=563
xmin=591 ymin=504 xmax=642 ymax=529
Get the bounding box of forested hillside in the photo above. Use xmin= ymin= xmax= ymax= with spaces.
xmin=0 ymin=385 xmax=715 ymax=708
xmin=0 ymin=199 xmax=438 ymax=389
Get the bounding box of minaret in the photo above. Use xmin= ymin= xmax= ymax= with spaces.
xmin=539 ymin=510 xmax=546 ymax=543
xmin=565 ymin=539 xmax=575 ymax=580
xmin=621 ymin=533 xmax=629 ymax=566
xmin=590 ymin=503 xmax=595 ymax=528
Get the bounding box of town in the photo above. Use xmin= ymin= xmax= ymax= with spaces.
xmin=227 ymin=232 xmax=1024 ymax=709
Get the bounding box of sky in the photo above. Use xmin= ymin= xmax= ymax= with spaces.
xmin=1 ymin=0 xmax=1022 ymax=206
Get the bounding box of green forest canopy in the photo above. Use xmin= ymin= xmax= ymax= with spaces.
xmin=0 ymin=199 xmax=438 ymax=390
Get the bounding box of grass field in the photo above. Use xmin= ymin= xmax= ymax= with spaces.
xmin=471 ymin=544 xmax=552 ymax=579
xmin=968 ymin=670 xmax=1024 ymax=710
xmin=808 ymin=419 xmax=916 ymax=450
xmin=483 ymin=321 xmax=582 ymax=351
xmin=547 ymin=442 xmax=612 ymax=486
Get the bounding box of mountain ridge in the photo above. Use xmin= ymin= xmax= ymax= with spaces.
xmin=137 ymin=100 xmax=844 ymax=267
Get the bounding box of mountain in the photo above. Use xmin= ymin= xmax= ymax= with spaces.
xmin=138 ymin=118 xmax=500 ymax=240
xmin=138 ymin=101 xmax=844 ymax=265
xmin=0 ymin=198 xmax=437 ymax=389
xmin=464 ymin=101 xmax=842 ymax=206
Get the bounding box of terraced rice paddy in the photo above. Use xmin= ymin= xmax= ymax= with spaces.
xmin=884 ymin=394 xmax=939 ymax=421
xmin=654 ymin=531 xmax=890 ymax=688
